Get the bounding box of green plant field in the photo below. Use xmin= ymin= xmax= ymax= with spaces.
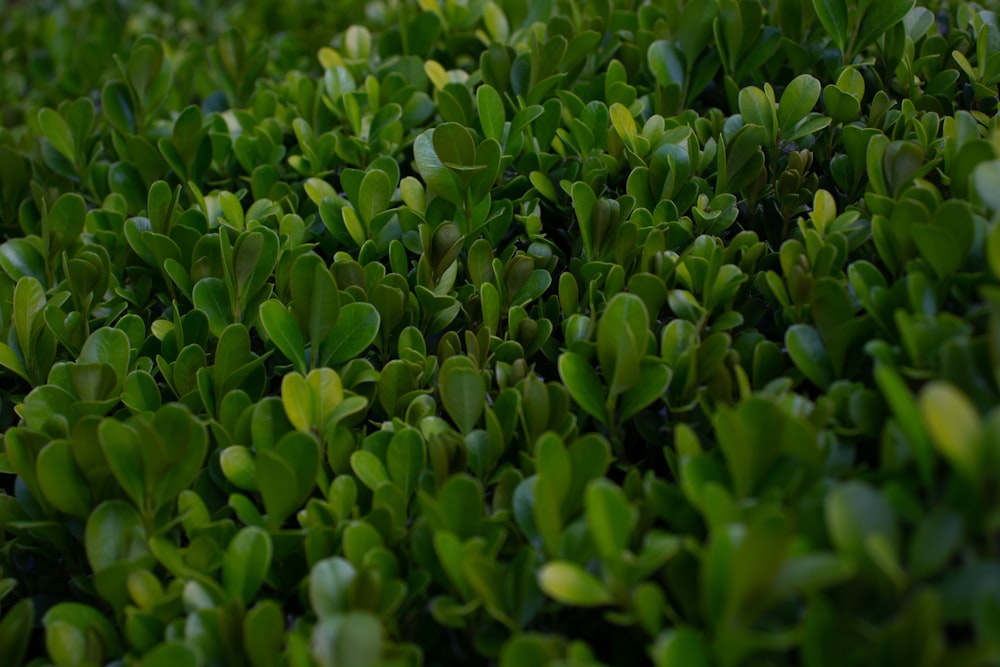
xmin=2 ymin=0 xmax=1000 ymax=665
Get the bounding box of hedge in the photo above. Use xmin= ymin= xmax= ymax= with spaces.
xmin=2 ymin=0 xmax=1000 ymax=665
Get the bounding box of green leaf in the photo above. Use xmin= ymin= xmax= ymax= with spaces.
xmin=975 ymin=160 xmax=1000 ymax=213
xmin=570 ymin=182 xmax=597 ymax=261
xmin=777 ymin=75 xmax=821 ymax=137
xmin=305 ymin=177 xmax=338 ymax=204
xmin=244 ymin=601 xmax=284 ymax=667
xmin=14 ymin=276 xmax=46 ymax=363
xmin=678 ymin=1 xmax=719 ymax=67
xmin=146 ymin=404 xmax=208 ymax=509
xmin=919 ymin=381 xmax=981 ymax=480
xmin=912 ymin=201 xmax=974 ymax=279
xmin=43 ymin=603 xmax=122 ymax=664
xmin=874 ymin=363 xmax=933 ymax=486
xmin=232 ymin=228 xmax=279 ymax=301
xmin=79 ymin=327 xmax=130 ymax=384
xmin=311 ymin=612 xmax=384 ymax=667
xmin=433 ymin=122 xmax=476 ymax=168
xmin=438 ymin=356 xmax=486 ymax=434
xmin=650 ymin=628 xmax=710 ymax=667
xmin=85 ymin=500 xmax=149 ymax=573
xmin=320 ymin=302 xmax=380 ymax=366
xmin=437 ymin=474 xmax=484 ymax=539
xmin=256 ymin=448 xmax=300 ymax=527
xmin=38 ymin=108 xmax=75 ymax=163
xmin=310 ymin=557 xmax=356 ymax=618
xmin=499 ymin=635 xmax=560 ymax=667
xmin=855 ymin=0 xmax=916 ymax=59
xmin=597 ymin=292 xmax=649 ymax=398
xmin=610 ymin=102 xmax=637 ymax=143
xmin=0 ymin=342 xmax=29 ymax=383
xmin=387 ymin=428 xmax=425 ymax=500
xmin=99 ymin=421 xmax=146 ymax=509
xmin=533 ymin=473 xmax=563 ymax=556
xmin=221 ymin=446 xmax=258 ymax=492
xmin=823 ymin=84 xmax=861 ymax=123
xmin=648 ymin=41 xmax=684 ymax=87
xmin=535 ymin=432 xmax=570 ymax=503
xmin=358 ymin=169 xmax=392 ymax=225
xmin=274 ymin=431 xmax=320 ymax=507
xmin=0 ymin=238 xmax=46 ymax=283
xmin=908 ymin=510 xmax=963 ymax=579
xmin=122 ymin=370 xmax=161 ymax=414
xmin=619 ymin=361 xmax=671 ymax=423
xmin=558 ymin=351 xmax=607 ymax=425
xmin=477 ymin=84 xmax=505 ymax=143
xmin=813 ymin=0 xmax=848 ymax=55
xmin=223 ymin=526 xmax=273 ymax=605
xmin=290 ymin=254 xmax=340 ymax=356
xmin=36 ymin=440 xmax=92 ymax=518
xmin=433 ymin=530 xmax=470 ymax=598
xmin=259 ymin=300 xmax=307 ymax=374
xmin=786 ymin=324 xmax=835 ymax=389
xmin=538 ymin=562 xmax=612 ymax=607
xmin=351 ymin=450 xmax=390 ymax=491
xmin=825 ymin=482 xmax=899 ymax=570
xmin=193 ymin=277 xmax=233 ymax=340
xmin=281 ymin=371 xmax=314 ymax=432
xmin=141 ymin=641 xmax=198 ymax=667
xmin=585 ymin=479 xmax=632 ymax=564
xmin=213 ymin=323 xmax=253 ymax=388
xmin=48 ymin=192 xmax=86 ymax=250
xmin=127 ymin=35 xmax=167 ymax=104
xmin=343 ymin=521 xmax=383 ymax=566
xmin=102 ymin=80 xmax=137 ymax=135
xmin=414 ymin=130 xmax=463 ymax=206
xmin=738 ymin=86 xmax=776 ymax=144
xmin=0 ymin=599 xmax=34 ymax=667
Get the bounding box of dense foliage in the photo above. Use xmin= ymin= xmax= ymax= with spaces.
xmin=2 ymin=0 xmax=1000 ymax=664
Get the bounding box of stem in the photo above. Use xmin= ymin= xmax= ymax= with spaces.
xmin=606 ymin=394 xmax=621 ymax=457
xmin=463 ymin=189 xmax=473 ymax=238
xmin=399 ymin=0 xmax=410 ymax=55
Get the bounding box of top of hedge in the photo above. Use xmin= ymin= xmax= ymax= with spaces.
xmin=2 ymin=0 xmax=1000 ymax=665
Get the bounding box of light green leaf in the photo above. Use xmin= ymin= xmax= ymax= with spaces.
xmin=538 ymin=562 xmax=612 ymax=607
xmin=919 ymin=381 xmax=981 ymax=480
xmin=351 ymin=450 xmax=389 ymax=491
xmin=282 ymin=371 xmax=313 ymax=432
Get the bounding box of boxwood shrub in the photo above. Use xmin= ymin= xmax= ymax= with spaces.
xmin=2 ymin=0 xmax=1000 ymax=665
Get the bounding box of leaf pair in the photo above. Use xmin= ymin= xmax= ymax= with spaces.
xmin=813 ymin=0 xmax=916 ymax=64
xmin=258 ymin=253 xmax=380 ymax=373
xmin=558 ymin=293 xmax=670 ymax=434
